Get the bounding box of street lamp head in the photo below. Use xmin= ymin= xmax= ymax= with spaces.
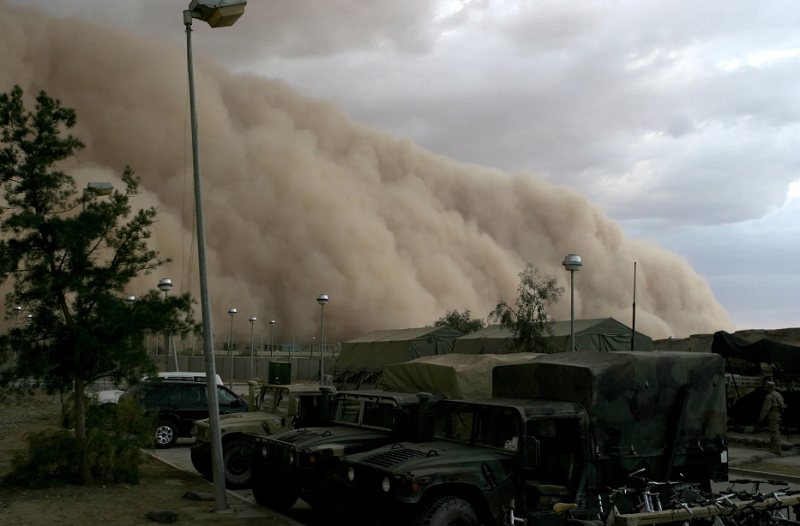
xmin=12 ymin=305 xmax=21 ymax=313
xmin=269 ymin=320 xmax=276 ymax=326
xmin=124 ymin=295 xmax=136 ymax=304
xmin=188 ymin=0 xmax=247 ymax=28
xmin=228 ymin=308 xmax=237 ymax=317
xmin=86 ymin=181 xmax=114 ymax=196
xmin=317 ymin=294 xmax=329 ymax=306
xmin=562 ymin=254 xmax=583 ymax=272
xmin=157 ymin=278 xmax=174 ymax=293
xmin=249 ymin=317 xmax=257 ymax=325
xmin=24 ymin=314 xmax=33 ymax=321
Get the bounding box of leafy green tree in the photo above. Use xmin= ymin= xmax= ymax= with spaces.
xmin=0 ymin=86 xmax=197 ymax=484
xmin=433 ymin=309 xmax=485 ymax=334
xmin=489 ymin=263 xmax=565 ymax=353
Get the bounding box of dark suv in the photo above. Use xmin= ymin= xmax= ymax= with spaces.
xmin=121 ymin=379 xmax=248 ymax=448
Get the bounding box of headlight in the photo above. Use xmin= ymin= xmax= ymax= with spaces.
xmin=261 ymin=446 xmax=268 ymax=458
xmin=347 ymin=467 xmax=355 ymax=482
xmin=381 ymin=477 xmax=391 ymax=493
xmin=289 ymin=452 xmax=295 ymax=465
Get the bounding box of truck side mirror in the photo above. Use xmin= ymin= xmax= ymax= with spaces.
xmin=288 ymin=396 xmax=300 ymax=416
xmin=524 ymin=436 xmax=541 ymax=467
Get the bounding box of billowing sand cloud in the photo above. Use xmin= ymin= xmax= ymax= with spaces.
xmin=0 ymin=3 xmax=733 ymax=341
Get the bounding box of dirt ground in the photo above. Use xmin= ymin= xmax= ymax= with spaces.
xmin=0 ymin=393 xmax=295 ymax=526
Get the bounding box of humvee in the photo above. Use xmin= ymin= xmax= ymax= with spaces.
xmin=335 ymin=352 xmax=728 ymax=526
xmin=190 ymin=382 xmax=328 ymax=488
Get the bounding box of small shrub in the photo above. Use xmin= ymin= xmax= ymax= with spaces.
xmin=5 ymin=397 xmax=157 ymax=487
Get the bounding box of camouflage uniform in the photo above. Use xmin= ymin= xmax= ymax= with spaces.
xmin=759 ymin=386 xmax=785 ymax=455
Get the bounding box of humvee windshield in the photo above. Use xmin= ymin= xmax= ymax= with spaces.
xmin=433 ymin=403 xmax=522 ymax=452
xmin=258 ymin=387 xmax=290 ymax=413
xmin=331 ymin=394 xmax=397 ymax=431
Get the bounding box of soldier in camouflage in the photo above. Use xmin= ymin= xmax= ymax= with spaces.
xmin=759 ymin=381 xmax=786 ymax=455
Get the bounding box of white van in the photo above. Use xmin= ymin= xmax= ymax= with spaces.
xmin=91 ymin=372 xmax=223 ymax=404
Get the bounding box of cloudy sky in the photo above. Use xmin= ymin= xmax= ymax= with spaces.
xmin=6 ymin=0 xmax=799 ymax=332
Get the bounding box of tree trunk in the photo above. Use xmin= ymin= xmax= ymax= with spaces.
xmin=74 ymin=377 xmax=92 ymax=484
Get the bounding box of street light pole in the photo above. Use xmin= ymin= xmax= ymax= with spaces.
xmin=317 ymin=294 xmax=329 ymax=385
xmin=227 ymin=308 xmax=237 ymax=389
xmin=562 ymin=254 xmax=582 ymax=352
xmin=269 ymin=320 xmax=276 ymax=357
xmin=248 ymin=317 xmax=256 ymax=381
xmin=158 ymin=278 xmax=178 ymax=372
xmin=182 ymin=0 xmax=247 ymax=512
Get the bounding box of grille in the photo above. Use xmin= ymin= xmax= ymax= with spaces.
xmin=362 ymin=447 xmax=428 ymax=468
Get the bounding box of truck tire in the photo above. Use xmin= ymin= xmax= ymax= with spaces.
xmin=154 ymin=419 xmax=178 ymax=449
xmin=190 ymin=446 xmax=212 ymax=479
xmin=223 ymin=437 xmax=252 ymax=489
xmin=412 ymin=496 xmax=479 ymax=526
xmin=252 ymin=473 xmax=298 ymax=511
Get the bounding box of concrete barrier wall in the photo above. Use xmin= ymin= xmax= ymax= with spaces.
xmin=150 ymin=354 xmax=321 ymax=383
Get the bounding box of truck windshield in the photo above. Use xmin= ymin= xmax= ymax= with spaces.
xmin=474 ymin=406 xmax=521 ymax=452
xmin=331 ymin=396 xmax=397 ymax=430
xmin=259 ymin=388 xmax=288 ymax=413
xmin=433 ymin=403 xmax=521 ymax=451
xmin=433 ymin=403 xmax=474 ymax=443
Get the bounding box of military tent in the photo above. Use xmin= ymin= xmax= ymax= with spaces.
xmin=712 ymin=330 xmax=800 ymax=379
xmin=451 ymin=317 xmax=653 ymax=354
xmin=333 ymin=326 xmax=463 ymax=390
xmin=382 ymin=353 xmax=542 ymax=400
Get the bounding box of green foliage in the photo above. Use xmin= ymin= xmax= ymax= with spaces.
xmin=0 ymin=85 xmax=198 ymax=483
xmin=5 ymin=398 xmax=157 ymax=487
xmin=489 ymin=263 xmax=565 ymax=353
xmin=433 ymin=309 xmax=485 ymax=334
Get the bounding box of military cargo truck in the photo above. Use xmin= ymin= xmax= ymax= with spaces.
xmin=190 ymin=382 xmax=328 ymax=488
xmin=249 ymin=353 xmax=541 ymax=512
xmin=335 ymin=351 xmax=728 ymax=526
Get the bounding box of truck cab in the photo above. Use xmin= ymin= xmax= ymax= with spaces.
xmin=250 ymin=390 xmax=439 ymax=512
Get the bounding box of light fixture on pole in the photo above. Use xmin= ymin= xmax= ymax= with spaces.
xmin=183 ymin=1 xmax=247 ymax=509
xmin=248 ymin=317 xmax=257 ymax=381
xmin=158 ymin=278 xmax=179 ymax=372
xmin=24 ymin=314 xmax=33 ymax=326
xmin=227 ymin=308 xmax=237 ymax=389
xmin=124 ymin=295 xmax=136 ymax=305
xmin=12 ymin=305 xmax=21 ymax=328
xmin=317 ymin=294 xmax=329 ymax=385
xmin=82 ymin=182 xmax=114 ymax=212
xmin=269 ymin=320 xmax=276 ymax=357
xmin=562 ymin=254 xmax=582 ymax=353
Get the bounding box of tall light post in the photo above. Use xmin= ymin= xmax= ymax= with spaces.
xmin=184 ymin=0 xmax=247 ymax=511
xmin=82 ymin=182 xmax=114 ymax=212
xmin=158 ymin=278 xmax=179 ymax=372
xmin=317 ymin=294 xmax=329 ymax=385
xmin=269 ymin=320 xmax=276 ymax=357
xmin=227 ymin=308 xmax=237 ymax=389
xmin=562 ymin=254 xmax=583 ymax=353
xmin=248 ymin=317 xmax=257 ymax=381
xmin=12 ymin=305 xmax=21 ymax=328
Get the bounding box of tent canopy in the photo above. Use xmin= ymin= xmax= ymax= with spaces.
xmin=336 ymin=326 xmax=464 ymax=374
xmin=382 ymin=353 xmax=542 ymax=400
xmin=452 ymin=317 xmax=653 ymax=354
xmin=712 ymin=330 xmax=800 ymax=378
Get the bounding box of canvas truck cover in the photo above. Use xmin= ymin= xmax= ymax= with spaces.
xmin=492 ymin=351 xmax=726 ymax=460
xmin=382 ymin=353 xmax=543 ymax=400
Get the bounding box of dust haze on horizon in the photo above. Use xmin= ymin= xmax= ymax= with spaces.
xmin=0 ymin=4 xmax=733 ymax=342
